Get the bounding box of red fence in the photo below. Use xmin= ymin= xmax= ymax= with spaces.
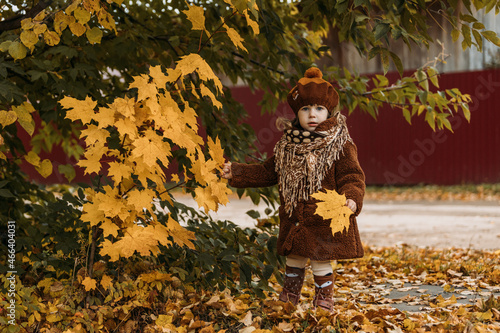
xmin=20 ymin=69 xmax=500 ymax=185
xmin=232 ymin=69 xmax=500 ymax=185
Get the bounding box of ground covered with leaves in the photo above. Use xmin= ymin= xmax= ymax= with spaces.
xmin=2 ymin=241 xmax=499 ymax=332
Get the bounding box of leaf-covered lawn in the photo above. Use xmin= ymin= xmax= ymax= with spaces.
xmin=3 ymin=245 xmax=499 ymax=332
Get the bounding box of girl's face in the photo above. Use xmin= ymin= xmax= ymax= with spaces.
xmin=297 ymin=104 xmax=329 ymax=131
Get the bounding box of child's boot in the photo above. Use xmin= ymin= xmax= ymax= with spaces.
xmin=278 ymin=266 xmax=305 ymax=305
xmin=313 ymin=274 xmax=335 ymax=312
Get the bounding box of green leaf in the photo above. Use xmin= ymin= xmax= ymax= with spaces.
xmin=481 ymin=30 xmax=500 ymax=46
xmin=447 ymin=0 xmax=459 ymax=10
xmin=245 ymin=209 xmax=260 ymax=219
xmin=375 ymin=75 xmax=389 ymax=87
xmin=472 ymin=22 xmax=485 ymax=30
xmin=368 ymin=46 xmax=382 ymax=60
xmin=0 ymin=189 xmax=15 ymax=197
xmin=381 ymin=50 xmax=389 ymax=75
xmin=0 ymin=40 xmax=12 ymax=52
xmin=461 ymin=24 xmax=472 ymax=50
xmin=472 ymin=29 xmax=483 ymax=51
xmin=389 ymin=51 xmax=403 ymax=77
xmin=402 ymin=108 xmax=412 ymax=124
xmin=459 ymin=14 xmax=477 ymax=23
xmin=427 ymin=67 xmax=439 ymax=88
xmin=58 ymin=164 xmax=76 ymax=183
xmin=425 ymin=109 xmax=436 ymax=131
xmin=451 ymin=29 xmax=460 ymax=42
xmin=86 ymin=27 xmax=103 ymax=44
xmin=374 ymin=23 xmax=391 ymax=41
xmin=416 ymin=69 xmax=428 ymax=91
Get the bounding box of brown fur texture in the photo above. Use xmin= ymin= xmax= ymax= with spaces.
xmin=229 ymin=116 xmax=365 ymax=261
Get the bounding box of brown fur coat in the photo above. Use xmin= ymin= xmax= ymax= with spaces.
xmin=229 ymin=117 xmax=365 ymax=261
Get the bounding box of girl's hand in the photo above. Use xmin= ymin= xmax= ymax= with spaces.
xmin=222 ymin=162 xmax=233 ymax=179
xmin=346 ymin=199 xmax=357 ymax=213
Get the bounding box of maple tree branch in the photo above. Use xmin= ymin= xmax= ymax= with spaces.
xmin=230 ymin=51 xmax=285 ymax=75
xmin=369 ymin=97 xmax=422 ymax=107
xmin=0 ymin=0 xmax=53 ymax=32
xmin=339 ymin=73 xmax=441 ymax=97
xmin=199 ymin=10 xmax=238 ymax=52
xmin=159 ymin=181 xmax=186 ymax=196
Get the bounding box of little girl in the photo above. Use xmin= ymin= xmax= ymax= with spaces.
xmin=222 ymin=67 xmax=365 ymax=312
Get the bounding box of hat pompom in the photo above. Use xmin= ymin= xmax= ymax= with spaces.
xmin=304 ymin=67 xmax=322 ymax=79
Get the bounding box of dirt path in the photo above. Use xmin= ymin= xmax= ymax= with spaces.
xmin=174 ymin=196 xmax=500 ymax=250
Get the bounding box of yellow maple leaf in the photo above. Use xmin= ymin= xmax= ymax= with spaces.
xmin=166 ymin=215 xmax=195 ymax=249
xmin=12 ymin=102 xmax=35 ymax=136
xmin=149 ymin=65 xmax=169 ymax=91
xmin=183 ymin=4 xmax=206 ymax=31
xmin=77 ymin=142 xmax=108 ymax=175
xmin=107 ymin=161 xmax=133 ymax=183
xmin=126 ymin=188 xmax=155 ymax=212
xmin=94 ymin=106 xmax=116 ymax=129
xmin=244 ymin=10 xmax=259 ymax=34
xmin=61 ymin=96 xmax=97 ymax=124
xmin=13 ymin=104 xmax=34 ymax=132
xmin=189 ymin=148 xmax=218 ymax=186
xmin=207 ymin=136 xmax=225 ymax=169
xmin=100 ymin=224 xmax=161 ymax=261
xmin=129 ymin=74 xmax=158 ymax=101
xmin=209 ymin=180 xmax=231 ymax=207
xmin=139 ymin=271 xmax=172 ymax=283
xmin=100 ymin=274 xmax=113 ymax=290
xmin=114 ymin=117 xmax=138 ymax=140
xmin=100 ymin=219 xmax=120 ymax=237
xmin=200 ymin=83 xmax=222 ymax=109
xmin=81 ymin=277 xmax=97 ymax=291
xmin=311 ymin=189 xmax=353 ymax=237
xmin=151 ymin=222 xmax=173 ymax=248
xmin=223 ymin=24 xmax=247 ymax=52
xmin=80 ymin=201 xmax=106 ymax=228
xmin=95 ymin=186 xmax=125 ymax=219
xmin=131 ymin=129 xmax=171 ymax=168
xmin=111 ymin=96 xmax=136 ymax=119
xmin=194 ymin=186 xmax=218 ymax=212
xmin=175 ymin=54 xmax=222 ymax=93
xmin=80 ymin=124 xmax=109 ymax=146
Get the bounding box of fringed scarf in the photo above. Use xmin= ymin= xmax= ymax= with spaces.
xmin=274 ymin=115 xmax=352 ymax=216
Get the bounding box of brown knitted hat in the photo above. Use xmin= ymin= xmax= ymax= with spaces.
xmin=287 ymin=67 xmax=339 ymax=115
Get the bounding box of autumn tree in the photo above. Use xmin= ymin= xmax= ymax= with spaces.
xmin=1 ymin=0 xmax=499 ymax=290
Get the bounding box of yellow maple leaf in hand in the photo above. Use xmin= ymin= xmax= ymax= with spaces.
xmin=311 ymin=189 xmax=353 ymax=237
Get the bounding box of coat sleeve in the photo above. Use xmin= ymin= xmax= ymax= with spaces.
xmin=335 ymin=141 xmax=365 ymax=216
xmin=228 ymin=156 xmax=278 ymax=188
